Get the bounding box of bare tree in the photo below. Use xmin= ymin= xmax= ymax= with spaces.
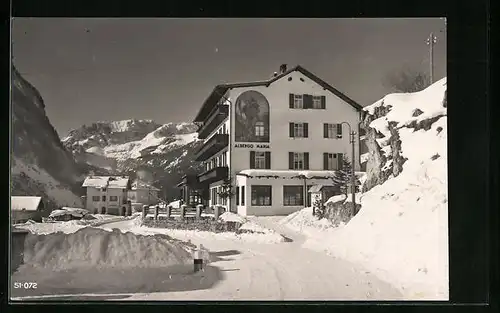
xmin=384 ymin=67 xmax=431 ymax=93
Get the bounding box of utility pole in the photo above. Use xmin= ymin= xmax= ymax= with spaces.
xmin=349 ymin=129 xmax=356 ymax=215
xmin=426 ymin=32 xmax=438 ymax=84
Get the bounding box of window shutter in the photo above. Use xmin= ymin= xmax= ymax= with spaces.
xmin=321 ymin=96 xmax=326 ymax=109
xmin=265 ymin=151 xmax=271 ymax=169
xmin=337 ymin=153 xmax=343 ymax=169
xmin=303 ymin=94 xmax=313 ymax=109
xmin=250 ymin=151 xmax=256 ymax=169
xmin=236 ymin=187 xmax=240 ymax=205
xmin=323 ymin=123 xmax=328 ymax=138
xmin=289 ymin=122 xmax=294 ymax=137
xmin=304 ymin=152 xmax=310 ymax=170
xmin=289 ymin=94 xmax=294 ymax=108
xmin=303 ymin=123 xmax=308 ymax=138
xmin=323 ymin=153 xmax=329 ymax=170
xmin=337 ymin=124 xmax=343 ymax=138
xmin=289 ymin=152 xmax=294 ymax=169
xmin=269 ymin=186 xmax=272 ymax=205
xmin=241 ymin=186 xmax=245 ymax=205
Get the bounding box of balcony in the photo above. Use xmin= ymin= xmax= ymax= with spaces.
xmin=194 ymin=133 xmax=229 ymax=161
xmin=198 ymin=166 xmax=229 ymax=185
xmin=197 ymin=105 xmax=229 ymax=140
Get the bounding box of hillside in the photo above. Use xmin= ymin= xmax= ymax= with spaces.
xmin=11 ymin=66 xmax=84 ymax=208
xmin=282 ymin=78 xmax=448 ymax=300
xmin=62 ymin=120 xmax=204 ymax=200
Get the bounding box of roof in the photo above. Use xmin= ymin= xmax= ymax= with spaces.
xmin=237 ymin=169 xmax=338 ymax=179
xmin=82 ymin=176 xmax=130 ymax=188
xmin=308 ymin=185 xmax=325 ymax=193
xmin=11 ymin=196 xmax=43 ymax=211
xmin=194 ymin=65 xmax=363 ymax=122
xmin=131 ymin=181 xmax=161 ymax=191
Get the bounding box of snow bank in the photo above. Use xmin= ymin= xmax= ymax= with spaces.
xmin=128 ymin=220 xmax=285 ymax=245
xmin=282 ymin=79 xmax=448 ymax=300
xmin=22 ymin=227 xmax=193 ymax=271
xmin=219 ymin=212 xmax=247 ymax=224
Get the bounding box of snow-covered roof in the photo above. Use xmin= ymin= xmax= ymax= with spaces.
xmin=82 ymin=176 xmax=130 ymax=188
xmin=11 ymin=196 xmax=43 ymax=211
xmin=131 ymin=181 xmax=160 ymax=191
xmin=108 ymin=176 xmax=130 ymax=188
xmin=238 ymin=169 xmax=338 ymax=179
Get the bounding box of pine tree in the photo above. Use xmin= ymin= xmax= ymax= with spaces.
xmin=332 ymin=155 xmax=354 ymax=199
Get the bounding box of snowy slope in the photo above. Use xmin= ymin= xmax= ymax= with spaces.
xmin=282 ymin=78 xmax=448 ymax=300
xmin=11 ymin=66 xmax=84 ymax=207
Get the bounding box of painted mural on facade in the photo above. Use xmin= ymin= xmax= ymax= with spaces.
xmin=234 ymin=90 xmax=270 ymax=142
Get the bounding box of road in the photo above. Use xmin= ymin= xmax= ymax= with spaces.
xmin=100 ymin=217 xmax=403 ymax=301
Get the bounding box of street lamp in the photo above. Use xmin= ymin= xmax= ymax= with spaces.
xmin=337 ymin=122 xmax=357 ymax=215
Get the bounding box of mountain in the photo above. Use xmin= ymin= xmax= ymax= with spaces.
xmin=11 ymin=66 xmax=84 ymax=208
xmin=62 ymin=120 xmax=204 ymax=201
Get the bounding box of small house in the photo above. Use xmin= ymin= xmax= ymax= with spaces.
xmin=308 ymin=185 xmax=339 ymax=208
xmin=11 ymin=196 xmax=45 ymax=224
xmin=82 ymin=175 xmax=131 ymax=215
xmin=128 ymin=180 xmax=161 ymax=206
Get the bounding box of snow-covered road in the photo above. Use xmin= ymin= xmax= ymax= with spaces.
xmin=98 ymin=217 xmax=403 ymax=301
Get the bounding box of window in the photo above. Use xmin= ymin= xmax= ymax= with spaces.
xmin=241 ymin=186 xmax=245 ymax=205
xmin=323 ymin=153 xmax=338 ymax=170
xmin=289 ymin=122 xmax=308 ymax=138
xmin=312 ymin=96 xmax=322 ymax=109
xmin=102 ymin=188 xmax=107 ymax=192
xmin=110 ymin=196 xmax=118 ymax=202
xmin=293 ymin=94 xmax=303 ymax=109
xmin=255 ymin=121 xmax=265 ymax=137
xmin=324 ymin=123 xmax=337 ymax=138
xmin=92 ymin=196 xmax=100 ymax=202
xmin=250 ymin=151 xmax=270 ymax=169
xmin=255 ymin=152 xmax=266 ymax=169
xmin=211 ymin=188 xmax=217 ymax=205
xmin=102 ymin=195 xmax=106 ymax=201
xmin=236 ymin=186 xmax=240 ymax=205
xmin=283 ymin=186 xmax=304 ymax=206
xmin=251 ymin=185 xmax=272 ymax=206
xmin=289 ymin=152 xmax=309 ymax=170
xmin=222 ymin=123 xmax=226 ymax=134
xmin=293 ymin=153 xmax=304 ymax=170
xmin=294 ymin=123 xmax=304 ymax=137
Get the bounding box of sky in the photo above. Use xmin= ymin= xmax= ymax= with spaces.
xmin=12 ymin=18 xmax=446 ymax=137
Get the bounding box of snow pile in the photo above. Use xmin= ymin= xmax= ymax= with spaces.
xmin=49 ymin=207 xmax=89 ymax=219
xmin=279 ymin=207 xmax=336 ymax=237
xmin=22 ymin=227 xmax=193 ymax=271
xmin=284 ymin=79 xmax=448 ymax=300
xmin=17 ymin=220 xmax=89 ymax=235
xmin=168 ymin=200 xmax=181 ymax=208
xmin=219 ymin=212 xmax=247 ymax=224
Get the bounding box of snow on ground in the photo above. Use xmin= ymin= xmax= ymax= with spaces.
xmin=11 ymin=158 xmax=83 ymax=207
xmin=16 ymin=215 xmax=129 ymax=234
xmin=20 ymin=227 xmax=192 ymax=271
xmin=280 ymin=79 xmax=448 ymax=300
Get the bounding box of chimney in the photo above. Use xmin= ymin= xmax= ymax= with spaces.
xmin=273 ymin=71 xmax=278 ymax=77
xmin=279 ymin=64 xmax=287 ymax=74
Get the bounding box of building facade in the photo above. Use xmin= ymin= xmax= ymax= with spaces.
xmin=82 ymin=176 xmax=131 ymax=215
xmin=128 ymin=181 xmax=161 ymax=206
xmin=180 ymin=65 xmax=364 ymax=216
xmin=11 ymin=196 xmax=45 ymax=223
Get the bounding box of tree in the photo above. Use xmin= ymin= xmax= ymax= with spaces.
xmin=384 ymin=66 xmax=431 ymax=93
xmin=331 ymin=156 xmax=360 ymax=199
xmin=217 ymin=176 xmax=235 ymax=201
